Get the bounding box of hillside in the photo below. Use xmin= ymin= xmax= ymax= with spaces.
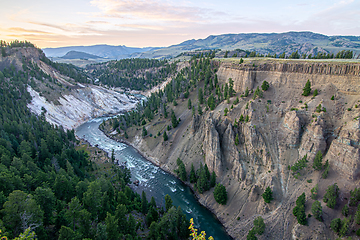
xmin=101 ymin=56 xmax=360 ymax=239
xmin=0 ymin=43 xmax=139 ymax=129
xmin=61 ymin=51 xmax=104 ymax=60
xmin=43 ymin=44 xmax=160 ymax=59
xmin=130 ymin=31 xmax=360 ymax=59
xmin=0 ymin=41 xmax=192 ymax=240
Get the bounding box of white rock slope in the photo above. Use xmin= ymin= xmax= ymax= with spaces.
xmin=27 ymin=85 xmax=138 ymax=129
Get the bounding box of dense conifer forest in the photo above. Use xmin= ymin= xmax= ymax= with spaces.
xmin=86 ymin=59 xmax=178 ymax=90
xmin=0 ymin=42 xmax=189 ymax=240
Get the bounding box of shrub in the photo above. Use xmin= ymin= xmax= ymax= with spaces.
xmin=253 ymin=216 xmax=265 ymax=235
xmin=311 ymin=184 xmax=318 ymax=200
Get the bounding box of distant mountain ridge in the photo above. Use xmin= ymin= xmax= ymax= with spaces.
xmin=43 ymin=31 xmax=360 ymax=60
xmin=43 ymin=44 xmax=161 ymax=59
xmin=61 ymin=51 xmax=104 ymax=59
xmin=134 ymin=31 xmax=360 ymax=59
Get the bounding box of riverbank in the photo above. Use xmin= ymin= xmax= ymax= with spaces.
xmin=100 ymin=126 xmax=234 ymax=239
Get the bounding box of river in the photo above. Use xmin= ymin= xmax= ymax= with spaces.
xmin=75 ymin=117 xmax=232 ymax=240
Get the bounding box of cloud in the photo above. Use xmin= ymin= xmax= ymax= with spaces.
xmin=115 ymin=24 xmax=164 ymax=31
xmin=86 ymin=21 xmax=110 ymax=25
xmin=90 ymin=0 xmax=226 ymax=23
xmin=7 ymin=27 xmax=53 ymax=35
xmin=27 ymin=21 xmax=68 ymax=32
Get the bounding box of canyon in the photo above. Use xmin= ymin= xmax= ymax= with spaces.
xmin=104 ymin=59 xmax=360 ymax=239
xmin=6 ymin=46 xmax=360 ymax=239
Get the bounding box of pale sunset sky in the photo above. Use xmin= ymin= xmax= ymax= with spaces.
xmin=0 ymin=0 xmax=359 ymax=48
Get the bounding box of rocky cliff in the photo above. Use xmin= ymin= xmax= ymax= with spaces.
xmin=0 ymin=46 xmax=139 ymax=129
xmin=121 ymin=60 xmax=360 ymax=239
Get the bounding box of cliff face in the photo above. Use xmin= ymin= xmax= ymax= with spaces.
xmin=131 ymin=60 xmax=360 ymax=239
xmin=27 ymin=85 xmax=138 ymax=129
xmin=217 ymin=61 xmax=360 ymax=94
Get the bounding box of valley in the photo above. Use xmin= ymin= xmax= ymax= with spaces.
xmin=101 ymin=57 xmax=360 ymax=239
xmin=1 ymin=41 xmax=360 ymax=240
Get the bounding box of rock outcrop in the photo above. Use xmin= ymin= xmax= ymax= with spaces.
xmin=327 ymin=119 xmax=360 ymax=180
xmin=203 ymin=117 xmax=223 ymax=176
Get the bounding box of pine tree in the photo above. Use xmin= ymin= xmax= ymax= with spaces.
xmin=323 ymin=183 xmax=339 ymax=209
xmin=142 ymin=126 xmax=147 ymax=137
xmin=311 ymin=200 xmax=322 ymax=221
xmin=234 ymin=97 xmax=239 ymax=105
xmin=302 ymin=80 xmax=311 ymax=96
xmin=176 ymin=158 xmax=187 ymax=181
xmin=261 ymin=81 xmax=269 ymax=91
xmin=244 ymin=87 xmax=249 ymax=97
xmin=197 ymin=103 xmax=202 ymax=115
xmin=165 ymin=194 xmax=173 ymax=212
xmin=229 ymin=78 xmax=235 ymax=97
xmin=330 ymin=218 xmax=341 ymax=233
xmin=342 ymin=204 xmax=349 ymax=217
xmin=313 ymin=89 xmax=318 ymax=97
xmin=313 ymin=150 xmax=323 ymax=170
xmin=190 ymin=164 xmax=196 ymax=183
xmin=235 ymin=133 xmax=239 ymax=146
xmin=246 ymin=228 xmax=257 ymax=240
xmin=296 ymin=204 xmax=307 ymax=225
xmin=141 ymin=191 xmax=148 ymax=214
xmin=150 ymin=196 xmax=156 ymax=208
xmin=163 ymin=131 xmax=168 ymax=141
xmin=188 ymin=99 xmax=192 ymax=109
xmin=262 ymin=187 xmax=273 ymax=203
xmin=239 ymin=114 xmax=244 ymax=122
xmin=171 ymin=110 xmax=178 ymax=128
xmin=214 ymin=183 xmax=227 ymax=205
xmin=339 ymin=217 xmax=350 ymax=237
xmin=198 ymin=88 xmax=204 ymax=104
xmin=207 ymin=93 xmax=215 ymax=110
xmin=322 ymin=160 xmax=330 ymax=179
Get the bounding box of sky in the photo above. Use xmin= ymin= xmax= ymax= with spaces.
xmin=0 ymin=0 xmax=360 ymax=48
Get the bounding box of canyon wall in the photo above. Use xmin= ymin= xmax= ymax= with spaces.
xmin=131 ymin=60 xmax=360 ymax=239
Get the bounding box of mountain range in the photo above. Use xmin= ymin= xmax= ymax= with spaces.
xmin=42 ymin=44 xmax=160 ymax=59
xmin=43 ymin=31 xmax=360 ymax=61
